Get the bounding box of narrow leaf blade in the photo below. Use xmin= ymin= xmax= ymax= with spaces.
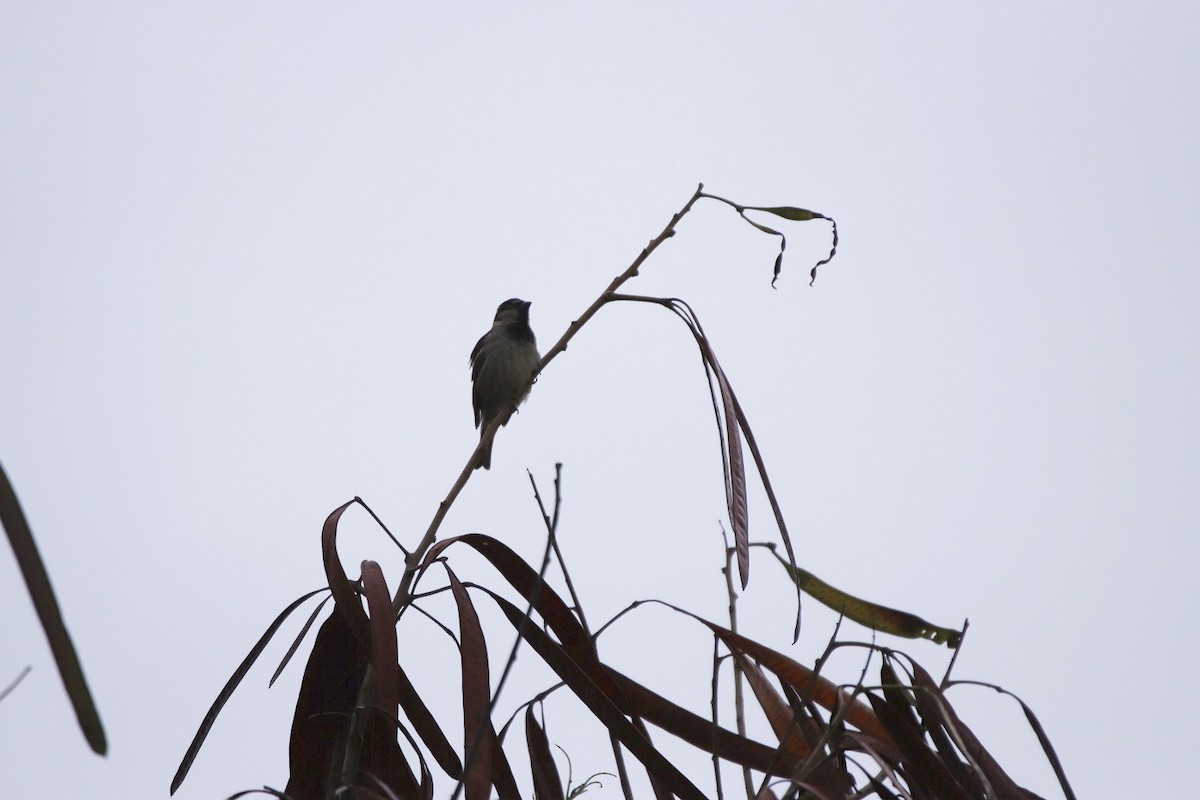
xmin=769 ymin=550 xmax=962 ymax=647
xmin=446 ymin=568 xmax=493 ymax=800
xmin=0 ymin=461 xmax=106 ymax=755
xmin=526 ymin=708 xmax=565 ymax=800
xmin=170 ymin=587 xmax=328 ymax=794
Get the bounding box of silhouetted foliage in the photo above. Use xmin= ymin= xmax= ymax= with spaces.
xmin=172 ymin=186 xmax=1073 ymax=800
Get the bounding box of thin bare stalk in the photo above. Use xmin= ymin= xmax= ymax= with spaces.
xmin=720 ymin=530 xmax=754 ymax=800
xmin=390 ymin=183 xmax=707 ymax=615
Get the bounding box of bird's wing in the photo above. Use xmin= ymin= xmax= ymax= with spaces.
xmin=470 ymin=333 xmax=488 ymax=427
xmin=470 ymin=332 xmax=488 ymax=374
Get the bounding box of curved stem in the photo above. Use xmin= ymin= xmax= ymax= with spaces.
xmin=389 ymin=182 xmax=707 ymax=613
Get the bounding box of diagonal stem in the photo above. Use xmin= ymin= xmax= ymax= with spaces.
xmin=390 ymin=182 xmax=707 ymax=614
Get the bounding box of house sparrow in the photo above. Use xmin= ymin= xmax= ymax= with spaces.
xmin=470 ymin=298 xmax=540 ymax=469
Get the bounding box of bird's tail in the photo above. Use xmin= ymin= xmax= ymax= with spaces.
xmin=475 ymin=436 xmax=492 ymax=470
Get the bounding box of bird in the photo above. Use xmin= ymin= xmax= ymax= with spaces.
xmin=470 ymin=298 xmax=540 ymax=470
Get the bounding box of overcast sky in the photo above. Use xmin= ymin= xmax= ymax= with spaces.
xmin=2 ymin=3 xmax=1197 ymax=798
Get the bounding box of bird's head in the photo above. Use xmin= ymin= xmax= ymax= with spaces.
xmin=493 ymin=298 xmax=532 ymax=325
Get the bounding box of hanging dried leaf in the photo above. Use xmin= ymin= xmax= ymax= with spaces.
xmin=170 ymin=587 xmax=328 ymax=795
xmin=397 ymin=663 xmax=463 ymax=778
xmin=768 ymin=549 xmax=962 ymax=647
xmin=743 ymin=204 xmax=838 ymax=286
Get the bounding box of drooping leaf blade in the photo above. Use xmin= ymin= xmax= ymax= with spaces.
xmin=282 ymin=611 xmax=367 ymax=800
xmin=360 ymin=560 xmax=415 ymax=797
xmin=397 ymin=662 xmax=463 ymax=779
xmin=170 ymin=586 xmax=328 ymax=794
xmin=526 ymin=707 xmax=565 ymax=800
xmin=607 ymin=667 xmax=805 ymax=776
xmin=715 ymin=365 xmax=751 ymax=589
xmin=768 ymin=549 xmax=962 ymax=647
xmin=731 ymin=653 xmax=815 ymax=759
xmin=446 ymin=567 xmax=493 ymax=800
xmin=270 ymin=593 xmax=333 ymax=688
xmin=484 ymin=589 xmax=709 ymax=800
xmin=698 ymin=618 xmax=894 ymax=751
xmin=0 ymin=461 xmax=106 ymax=755
xmin=320 ymin=499 xmax=370 ymax=643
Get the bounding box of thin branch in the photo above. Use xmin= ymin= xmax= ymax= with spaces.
xmin=0 ymin=666 xmax=32 ymax=703
xmin=720 ymin=528 xmax=754 ymax=800
xmin=543 ymin=467 xmax=591 ymax=636
xmin=940 ymin=618 xmax=970 ymax=687
xmin=709 ymin=638 xmax=728 ymax=800
xmin=391 ymin=183 xmax=707 ymax=615
xmin=353 ymin=495 xmax=407 ymax=556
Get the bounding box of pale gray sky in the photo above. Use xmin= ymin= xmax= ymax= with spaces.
xmin=2 ymin=3 xmax=1197 ymax=798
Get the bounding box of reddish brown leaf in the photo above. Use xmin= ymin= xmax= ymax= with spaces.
xmin=715 ymin=365 xmax=751 ymax=589
xmin=170 ymin=587 xmax=328 ymax=794
xmin=670 ymin=301 xmax=803 ymax=631
xmin=396 ymin=663 xmax=462 ymax=778
xmin=422 ymin=537 xmax=832 ymax=784
xmin=905 ymin=674 xmax=978 ymax=794
xmin=321 ymin=500 xmax=369 ymax=644
xmin=723 ymin=387 xmax=804 ymax=639
xmin=672 ymin=304 xmax=751 ymax=589
xmin=391 ymin=709 xmax=437 ymax=800
xmin=525 ymin=708 xmax=564 ymax=800
xmin=910 ymin=664 xmax=1028 ymax=800
xmin=757 ymin=659 xmax=855 ymax=799
xmin=1015 ymin=695 xmax=1076 ymax=800
xmin=700 ymin=620 xmax=893 ymax=750
xmin=628 ymin=715 xmax=676 ymax=800
xmin=607 ymin=668 xmax=805 ymax=776
xmin=270 ymin=593 xmax=333 ymax=688
xmin=488 ymin=726 xmax=522 ymax=800
xmin=419 ymin=535 xmax=624 ymax=701
xmin=879 ymin=660 xmax=922 ymax=733
xmin=732 ymin=653 xmax=814 ymax=759
xmin=445 ymin=567 xmax=492 ymax=800
xmin=361 ymin=561 xmax=399 ymax=713
xmin=284 ymin=612 xmax=367 ymax=800
xmin=360 ymin=560 xmax=414 ymax=799
xmin=485 ymin=589 xmax=708 ymax=800
xmin=871 ymin=660 xmax=972 ymax=800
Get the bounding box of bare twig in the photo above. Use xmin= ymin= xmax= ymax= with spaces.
xmin=391 ymin=183 xmax=707 ymax=615
xmin=354 ymin=495 xmax=407 ymax=556
xmin=940 ymin=618 xmax=970 ymax=687
xmin=0 ymin=666 xmax=32 ymax=703
xmin=709 ymin=637 xmax=727 ymax=800
xmin=720 ymin=528 xmax=754 ymax=800
xmin=449 ymin=472 xmax=561 ymax=800
xmin=532 ymin=465 xmax=592 ymax=637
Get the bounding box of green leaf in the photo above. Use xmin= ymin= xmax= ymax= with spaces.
xmin=748 ymin=206 xmax=821 ymax=222
xmin=768 ymin=550 xmax=962 ymax=647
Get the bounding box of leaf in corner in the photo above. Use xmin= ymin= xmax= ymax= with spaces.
xmin=0 ymin=461 xmax=106 ymax=755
